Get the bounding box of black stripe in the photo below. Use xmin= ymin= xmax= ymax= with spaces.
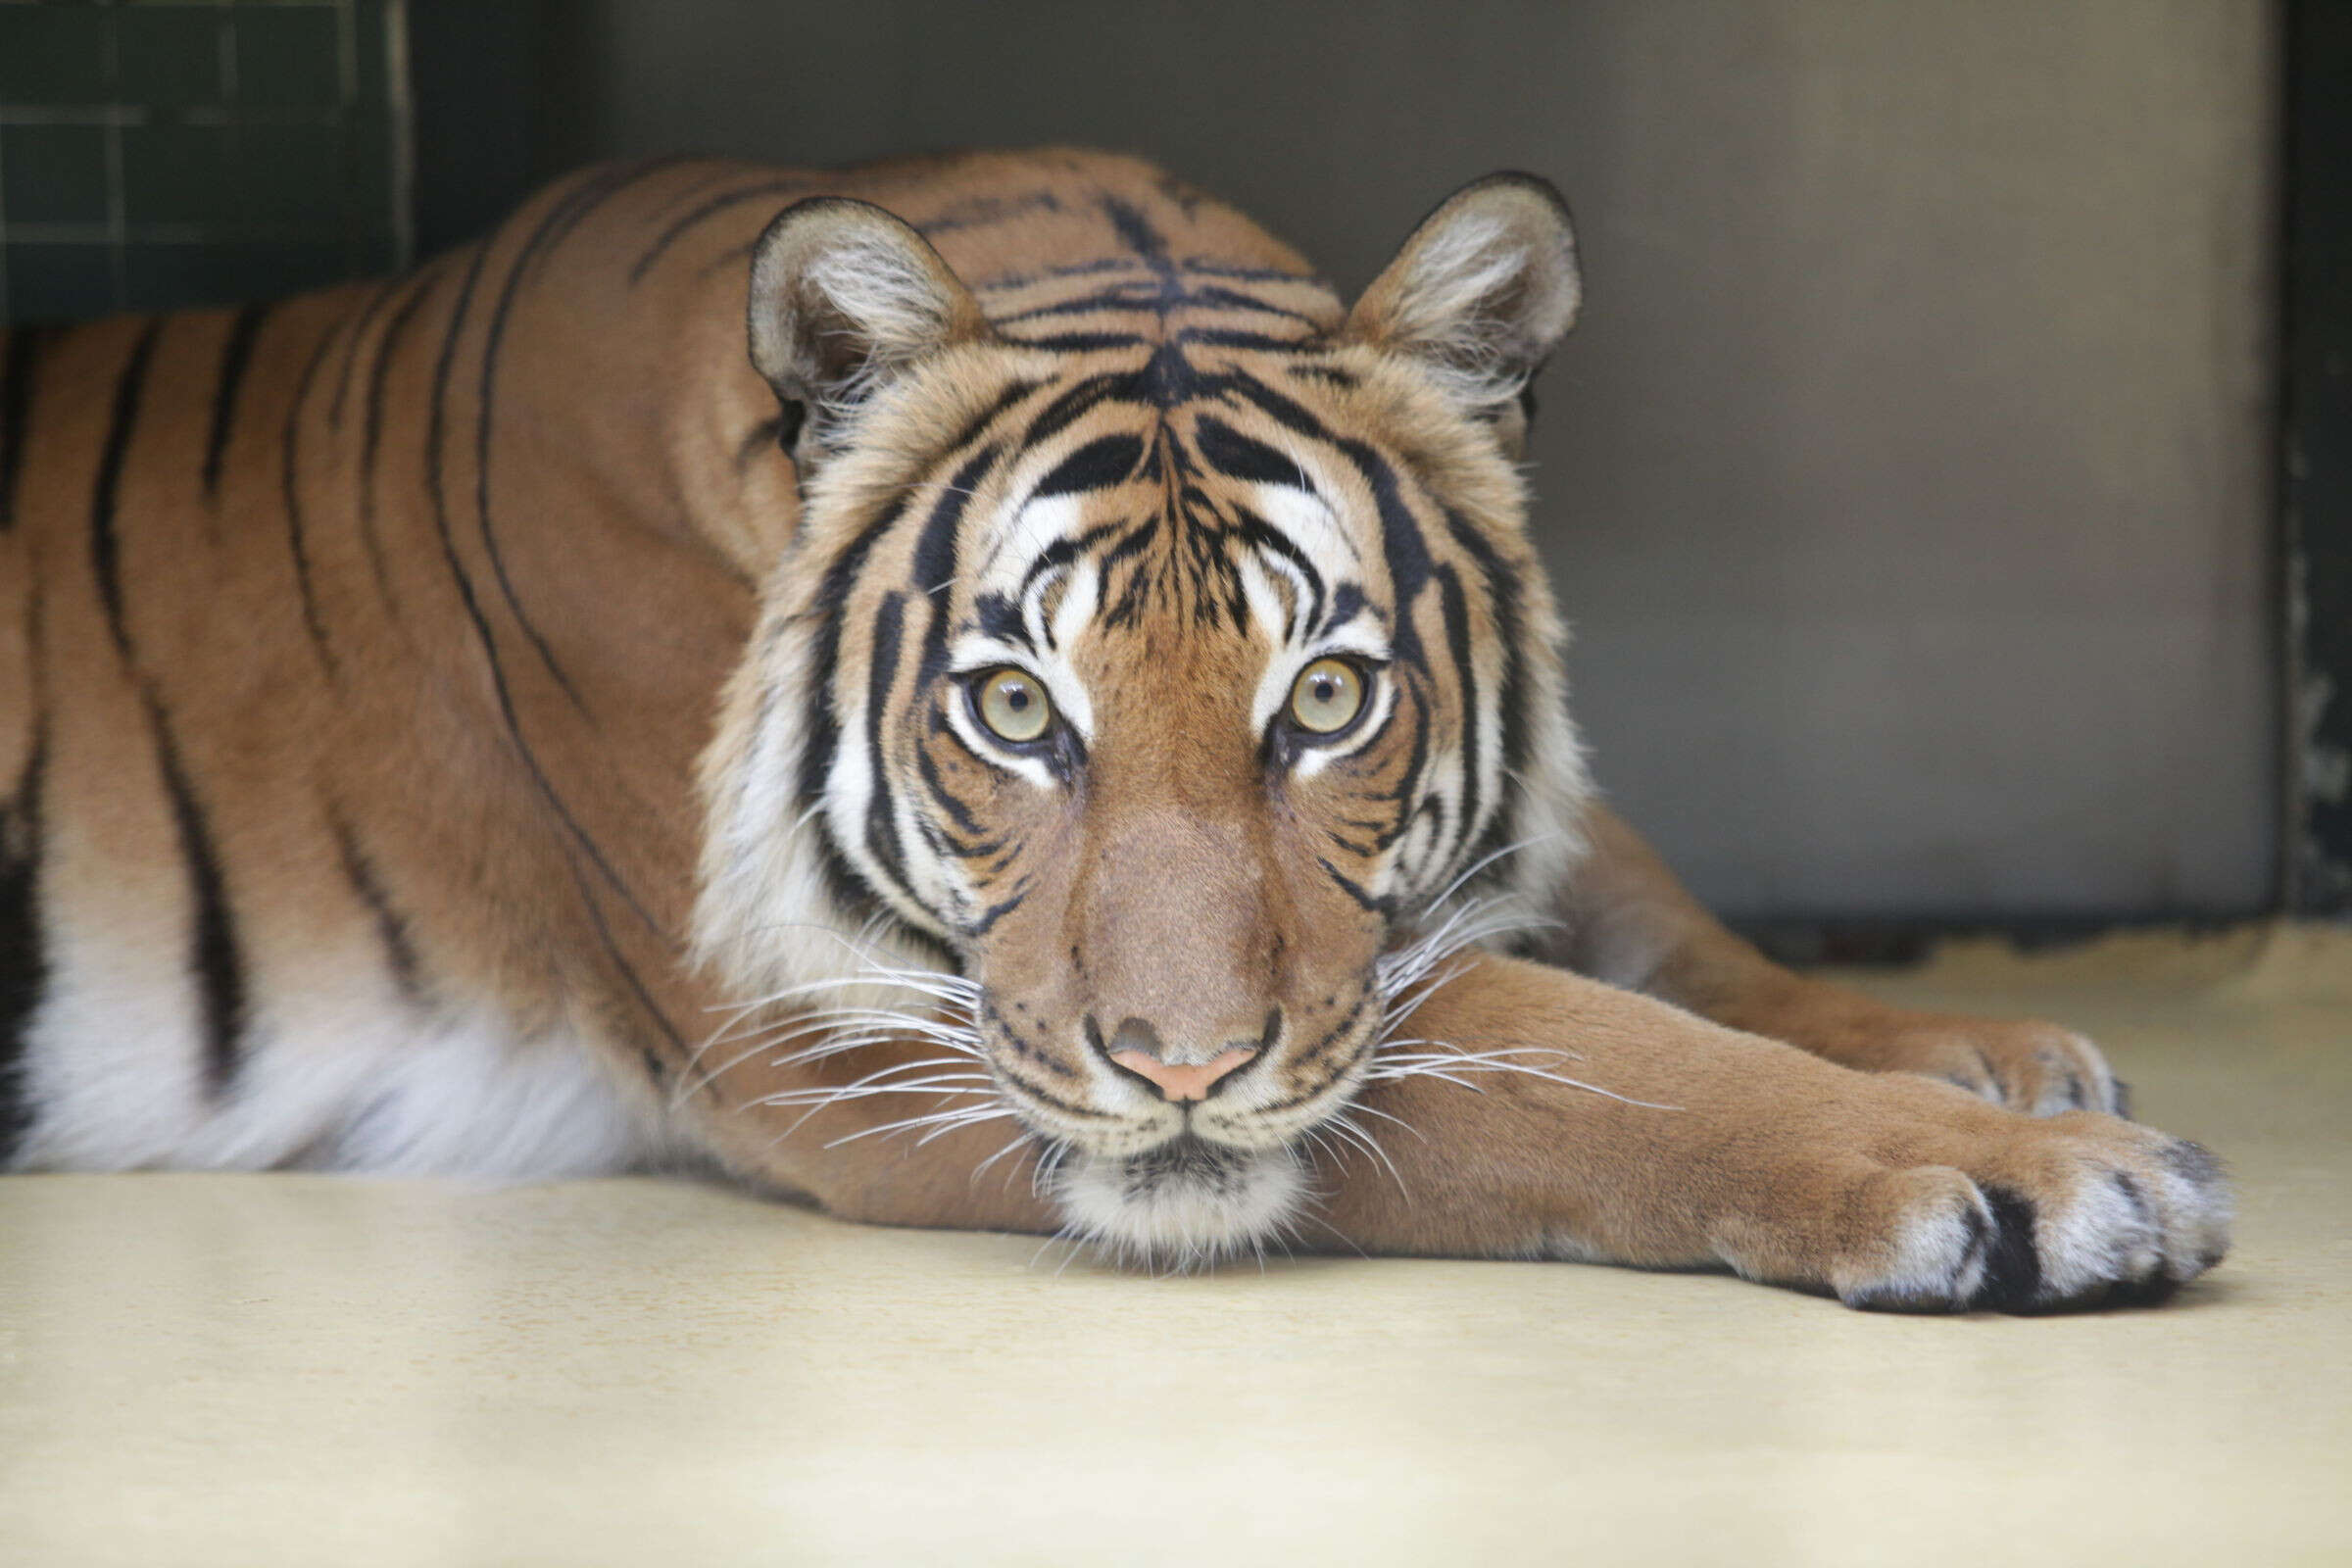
xmin=1007 ymin=331 xmax=1148 ymax=353
xmin=144 ymin=691 xmax=247 ymax=1097
xmin=1321 ymin=581 xmax=1370 ymax=638
xmin=917 ymin=191 xmax=1061 ymax=236
xmin=1337 ymin=441 xmax=1436 ymax=671
xmin=202 ymin=302 xmax=271 ymax=501
xmin=1441 ymin=509 xmax=1528 ymax=774
xmin=1032 ymin=434 xmax=1144 ymax=499
xmin=911 ymin=445 xmax=1000 ymax=682
xmin=1434 ymin=564 xmax=1484 ymax=864
xmin=1153 ymin=172 xmax=1206 ymax=217
xmin=971 ymin=257 xmax=1137 ymax=292
xmin=1137 ymin=340 xmax=1206 ymax=406
xmin=1098 ymin=194 xmax=1169 ymax=262
xmin=1316 ymin=856 xmax=1388 ymax=912
xmin=563 ymin=851 xmax=693 ymax=1067
xmin=1442 ymin=507 xmax=1532 ymax=881
xmin=1228 ymin=506 xmax=1327 ymax=636
xmin=328 ymin=812 xmax=423 ymax=1003
xmin=533 ymin=155 xmax=693 ymax=276
xmin=90 ymin=321 xmax=164 ymax=662
xmin=281 ymin=318 xmax=341 ymax=673
xmin=924 ymin=697 xmax=1011 ymax=792
xmin=1010 ymin=516 xmax=1124 ymax=608
xmin=861 ymin=591 xmax=914 ymax=899
xmin=796 ymin=497 xmax=911 ymax=882
xmin=961 ymin=886 xmax=1028 ymax=938
xmin=1022 ymin=373 xmax=1128 ymax=450
xmin=988 ymin=1008 xmax=1100 ymax=1094
xmin=988 ymin=278 xmax=1321 ymax=330
xmin=421 ymin=239 xmax=663 ymax=943
xmin=915 ymin=717 xmax=986 ymax=838
xmin=990 ymin=287 xmax=1173 ymax=326
xmin=1179 ymin=326 xmax=1318 ymax=351
xmin=1182 ymin=283 xmax=1327 ymax=325
xmin=999 ymin=1060 xmax=1115 ymax=1113
xmin=1218 ymin=366 xmax=1331 ymax=442
xmin=628 ymin=176 xmax=816 ymax=287
xmin=359 ymin=262 xmax=447 ymax=608
xmin=940 ymin=378 xmax=1046 ymax=459
xmin=475 ymin=169 xmax=662 ymax=714
xmin=0 ymin=734 xmax=50 ymax=1164
xmin=1 ymin=326 xmax=51 ymax=531
xmin=1382 ymin=670 xmax=1434 ymax=812
xmin=1193 ymin=414 xmax=1308 ymax=489
xmin=1261 ymin=994 xmax=1375 ymax=1096
xmin=1177 ymin=258 xmax=1319 ymax=283
xmin=327 ymin=279 xmax=401 ymax=428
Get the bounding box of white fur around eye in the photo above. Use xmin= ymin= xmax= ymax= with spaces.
xmin=947 ymin=622 xmax=1095 ymax=746
xmin=941 ymin=681 xmax=1061 ymax=791
xmin=1250 ymin=623 xmax=1394 ymax=744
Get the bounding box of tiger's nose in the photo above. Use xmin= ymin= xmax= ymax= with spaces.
xmin=1101 ymin=1017 xmax=1258 ymax=1102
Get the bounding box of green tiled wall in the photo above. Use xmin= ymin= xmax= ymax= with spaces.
xmin=0 ymin=0 xmax=408 ymax=322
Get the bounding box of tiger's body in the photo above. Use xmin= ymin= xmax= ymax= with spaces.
xmin=0 ymin=149 xmax=2229 ymax=1307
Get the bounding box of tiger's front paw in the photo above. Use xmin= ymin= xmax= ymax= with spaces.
xmin=1813 ymin=1105 xmax=2230 ymax=1313
xmin=1767 ymin=990 xmax=2129 ymax=1117
xmin=1860 ymin=1015 xmax=2124 ymax=1117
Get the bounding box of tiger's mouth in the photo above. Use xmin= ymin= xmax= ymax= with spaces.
xmin=977 ymin=1006 xmax=1381 ymax=1266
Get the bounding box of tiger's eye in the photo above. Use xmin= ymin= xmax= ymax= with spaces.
xmin=976 ymin=668 xmax=1054 ymax=744
xmin=1289 ymin=658 xmax=1366 ymax=735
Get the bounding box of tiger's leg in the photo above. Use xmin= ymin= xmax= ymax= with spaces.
xmin=1316 ymin=954 xmax=2228 ymax=1306
xmin=1549 ymin=802 xmax=2124 ymax=1115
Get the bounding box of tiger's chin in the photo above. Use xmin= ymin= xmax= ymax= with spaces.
xmin=1052 ymin=1135 xmax=1308 ymax=1270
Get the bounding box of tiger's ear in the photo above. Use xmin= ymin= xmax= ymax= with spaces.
xmin=1345 ymin=172 xmax=1581 ymax=455
xmin=747 ymin=196 xmax=994 ymax=465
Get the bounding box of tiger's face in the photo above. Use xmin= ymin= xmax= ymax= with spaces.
xmin=702 ymin=175 xmax=1589 ymax=1260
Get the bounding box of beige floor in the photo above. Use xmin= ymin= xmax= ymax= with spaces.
xmin=1 ymin=928 xmax=2346 ymax=1567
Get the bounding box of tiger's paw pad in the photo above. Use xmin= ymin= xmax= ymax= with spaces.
xmin=1833 ymin=1133 xmax=2230 ymax=1313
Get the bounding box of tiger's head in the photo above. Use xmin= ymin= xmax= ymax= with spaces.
xmin=696 ymin=173 xmax=1591 ymax=1262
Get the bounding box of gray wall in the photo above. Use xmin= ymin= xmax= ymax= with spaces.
xmin=539 ymin=0 xmax=2278 ymax=922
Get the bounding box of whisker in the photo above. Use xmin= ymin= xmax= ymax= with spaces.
xmin=749 ymin=1069 xmax=995 ymax=1110
xmin=1032 ymin=1221 xmax=1083 ymax=1272
xmin=1419 ymin=830 xmax=1560 ymax=914
xmin=671 ymin=1006 xmax=984 ymax=1108
xmin=820 ymin=1104 xmax=1017 ymax=1150
xmin=1367 ymin=1041 xmax=1681 ymax=1111
xmin=1324 ymin=1111 xmax=1408 ymax=1197
xmin=1344 ymin=1101 xmax=1428 ymax=1143
xmin=971 ymin=1132 xmax=1036 ymax=1185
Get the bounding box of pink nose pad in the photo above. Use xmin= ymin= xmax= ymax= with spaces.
xmin=1108 ymin=1047 xmax=1258 ymax=1102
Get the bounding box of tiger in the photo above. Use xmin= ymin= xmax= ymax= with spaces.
xmin=0 ymin=147 xmax=2229 ymax=1309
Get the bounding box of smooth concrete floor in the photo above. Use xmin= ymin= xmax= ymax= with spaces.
xmin=1 ymin=927 xmax=2346 ymax=1566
